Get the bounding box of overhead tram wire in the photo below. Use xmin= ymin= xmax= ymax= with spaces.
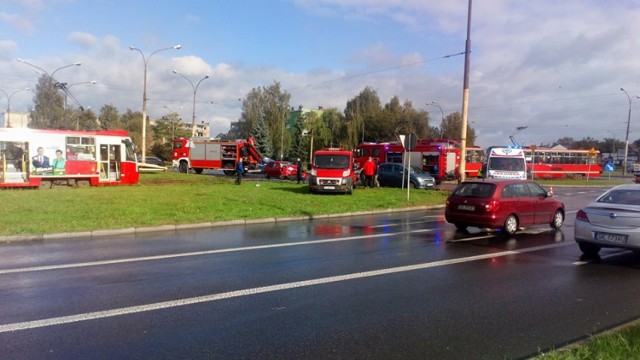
xmin=284 ymin=51 xmax=466 ymax=92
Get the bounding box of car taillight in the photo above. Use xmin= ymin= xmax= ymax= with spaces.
xmin=575 ymin=209 xmax=590 ymax=223
xmin=484 ymin=200 xmax=500 ymax=212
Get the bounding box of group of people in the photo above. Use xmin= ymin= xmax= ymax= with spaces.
xmin=32 ymin=147 xmax=66 ymax=175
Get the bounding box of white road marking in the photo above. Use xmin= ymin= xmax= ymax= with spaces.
xmin=0 ymin=241 xmax=570 ymax=334
xmin=0 ymin=229 xmax=435 ymax=275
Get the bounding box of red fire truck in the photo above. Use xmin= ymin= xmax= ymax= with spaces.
xmin=354 ymin=139 xmax=483 ymax=183
xmin=172 ymin=137 xmax=262 ymax=175
xmin=308 ymin=148 xmax=358 ymax=194
xmin=0 ymin=128 xmax=139 ymax=188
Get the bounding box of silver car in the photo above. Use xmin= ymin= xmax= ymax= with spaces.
xmin=574 ymin=184 xmax=640 ymax=256
xmin=376 ymin=163 xmax=436 ymax=189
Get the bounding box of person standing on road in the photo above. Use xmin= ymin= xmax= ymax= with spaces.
xmin=362 ymin=156 xmax=376 ymax=188
xmin=235 ymin=158 xmax=244 ymax=185
xmin=296 ymin=157 xmax=303 ymax=184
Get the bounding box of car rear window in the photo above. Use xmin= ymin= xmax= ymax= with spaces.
xmin=452 ymin=183 xmax=496 ymax=198
xmin=597 ymin=190 xmax=640 ymax=205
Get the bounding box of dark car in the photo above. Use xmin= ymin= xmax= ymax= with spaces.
xmin=144 ymin=156 xmax=165 ymax=166
xmin=376 ymin=163 xmax=435 ymax=189
xmin=445 ymin=179 xmax=565 ymax=235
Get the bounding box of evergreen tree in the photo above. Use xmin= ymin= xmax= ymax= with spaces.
xmin=290 ymin=114 xmax=307 ymax=161
xmin=250 ymin=114 xmax=272 ymax=158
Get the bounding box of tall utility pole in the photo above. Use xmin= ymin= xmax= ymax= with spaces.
xmin=130 ymin=44 xmax=181 ymax=162
xmin=620 ymin=88 xmax=639 ymax=176
xmin=459 ymin=0 xmax=473 ymax=183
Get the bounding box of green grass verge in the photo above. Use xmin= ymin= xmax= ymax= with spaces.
xmin=0 ymin=172 xmax=449 ymax=236
xmin=536 ymin=321 xmax=640 ymax=359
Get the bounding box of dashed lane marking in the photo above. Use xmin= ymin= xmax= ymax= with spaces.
xmin=0 ymin=241 xmax=570 ymax=333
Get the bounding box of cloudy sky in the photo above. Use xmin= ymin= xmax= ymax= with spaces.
xmin=1 ymin=0 xmax=639 ymax=149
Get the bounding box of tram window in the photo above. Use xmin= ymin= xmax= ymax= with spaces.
xmin=66 ymin=136 xmax=96 ymax=161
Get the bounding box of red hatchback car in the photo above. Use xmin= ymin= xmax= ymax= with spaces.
xmin=264 ymin=161 xmax=304 ymax=180
xmin=445 ymin=179 xmax=565 ymax=235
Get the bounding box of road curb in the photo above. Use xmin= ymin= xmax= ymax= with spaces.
xmin=0 ymin=205 xmax=445 ymax=243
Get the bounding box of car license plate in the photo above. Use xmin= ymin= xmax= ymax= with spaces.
xmin=595 ymin=232 xmax=628 ymax=243
xmin=457 ymin=204 xmax=475 ymax=211
xmin=324 ymin=186 xmax=335 ymax=190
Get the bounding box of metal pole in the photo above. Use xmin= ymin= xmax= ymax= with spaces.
xmin=459 ymin=0 xmax=472 ymax=183
xmin=620 ymin=88 xmax=639 ymax=176
xmin=1 ymin=88 xmax=30 ymax=127
xmin=130 ymin=45 xmax=181 ymax=163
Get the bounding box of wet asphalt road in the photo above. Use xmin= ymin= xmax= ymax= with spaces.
xmin=2 ymin=186 xmax=640 ymax=359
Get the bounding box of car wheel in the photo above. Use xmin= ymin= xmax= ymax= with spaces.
xmin=347 ymin=184 xmax=353 ymax=195
xmin=578 ymin=242 xmax=601 ymax=257
xmin=550 ymin=209 xmax=564 ymax=229
xmin=194 ymin=168 xmax=203 ymax=175
xmin=454 ymin=223 xmax=467 ymax=231
xmin=503 ymin=215 xmax=519 ymax=235
xmin=265 ymin=173 xmax=270 ymax=179
xmin=412 ymin=181 xmax=420 ymax=189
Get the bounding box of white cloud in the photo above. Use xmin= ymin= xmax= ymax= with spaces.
xmin=0 ymin=40 xmax=18 ymax=61
xmin=68 ymin=32 xmax=98 ymax=49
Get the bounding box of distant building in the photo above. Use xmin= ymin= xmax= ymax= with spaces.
xmin=2 ymin=111 xmax=31 ymax=128
xmin=191 ymin=121 xmax=210 ymax=138
xmin=286 ymin=106 xmax=325 ymax=135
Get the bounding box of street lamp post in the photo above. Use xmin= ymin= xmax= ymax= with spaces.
xmin=427 ymin=101 xmax=445 ymax=138
xmin=17 ymin=58 xmax=82 ymax=80
xmin=621 ymin=88 xmax=640 ymax=175
xmin=130 ymin=45 xmax=181 ymax=162
xmin=1 ymin=88 xmax=30 ymax=127
xmin=172 ymin=70 xmax=209 ymax=137
xmin=17 ymin=59 xmax=82 ymax=127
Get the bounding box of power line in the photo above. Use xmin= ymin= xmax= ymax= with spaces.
xmin=285 ymin=51 xmax=465 ymax=92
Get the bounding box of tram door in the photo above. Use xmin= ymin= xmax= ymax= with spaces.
xmin=0 ymin=141 xmax=28 ymax=183
xmin=99 ymin=144 xmax=121 ymax=181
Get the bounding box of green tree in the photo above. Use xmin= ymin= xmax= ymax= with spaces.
xmin=75 ymin=108 xmax=99 ymax=131
xmin=29 ymin=75 xmax=65 ymax=129
xmin=238 ymin=82 xmax=290 ymax=159
xmin=291 ymin=114 xmax=307 ymax=161
xmin=439 ymin=112 xmax=476 ymax=146
xmin=344 ymin=87 xmax=382 ymax=148
xmin=250 ymin=114 xmax=272 ymax=158
xmin=573 ymin=137 xmax=600 ymax=150
xmin=321 ymin=108 xmax=345 ymax=148
xmin=149 ymin=112 xmax=190 ymax=160
xmin=553 ymin=137 xmax=575 ymax=148
xmin=152 ymin=112 xmax=190 ymax=143
xmin=98 ymin=104 xmax=122 ymax=130
xmin=120 ymin=109 xmax=144 ymax=153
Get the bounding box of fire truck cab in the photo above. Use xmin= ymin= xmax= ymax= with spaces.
xmin=308 ymin=148 xmax=357 ymax=194
xmin=172 ymin=137 xmax=262 ymax=175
